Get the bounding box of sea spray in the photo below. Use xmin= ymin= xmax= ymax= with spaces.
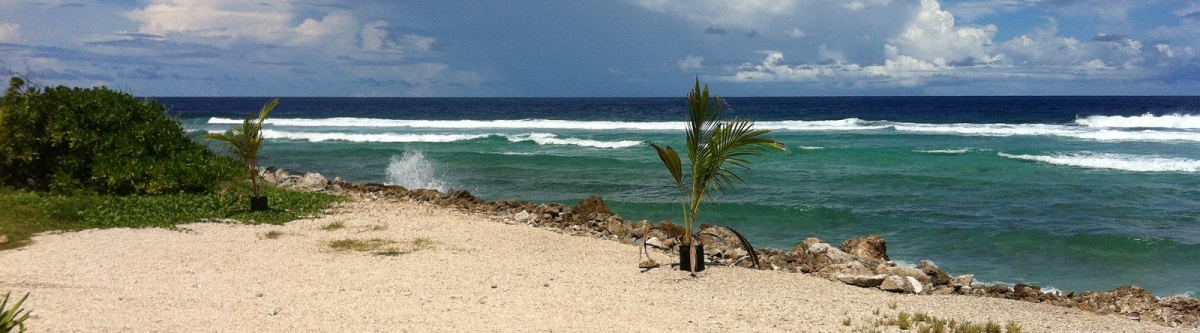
xmin=385 ymin=151 xmax=451 ymax=191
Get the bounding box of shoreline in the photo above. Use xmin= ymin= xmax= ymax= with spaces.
xmin=0 ymin=170 xmax=1196 ymax=331
xmin=271 ymin=169 xmax=1200 ymax=328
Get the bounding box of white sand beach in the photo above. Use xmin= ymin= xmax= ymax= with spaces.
xmin=0 ymin=198 xmax=1191 ymax=332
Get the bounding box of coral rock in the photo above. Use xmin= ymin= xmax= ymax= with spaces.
xmin=839 ymin=235 xmax=890 ymax=261
xmin=881 ymin=275 xmax=906 ymax=293
xmin=836 ymin=274 xmax=888 ymax=288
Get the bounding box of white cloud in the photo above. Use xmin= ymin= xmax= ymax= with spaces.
xmin=360 ymin=20 xmax=436 ymax=53
xmin=888 ymin=0 xmax=1000 ymax=65
xmin=631 ymin=0 xmax=797 ymax=27
xmin=679 ymin=54 xmax=704 ymax=71
xmin=787 ymin=28 xmax=806 ymax=38
xmin=0 ymin=22 xmax=19 ymax=43
xmin=844 ymin=0 xmax=892 ymax=11
xmin=124 ymin=0 xmax=358 ymax=47
xmin=710 ymin=0 xmax=1182 ymax=90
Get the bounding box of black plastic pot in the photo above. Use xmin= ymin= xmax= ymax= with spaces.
xmin=678 ymin=244 xmax=705 ymax=272
xmin=250 ymin=196 xmax=269 ymax=212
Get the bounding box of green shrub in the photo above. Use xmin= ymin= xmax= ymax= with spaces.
xmin=0 ymin=77 xmax=239 ymax=195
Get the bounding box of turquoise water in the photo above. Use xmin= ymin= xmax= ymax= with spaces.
xmin=169 ymin=97 xmax=1200 ymax=297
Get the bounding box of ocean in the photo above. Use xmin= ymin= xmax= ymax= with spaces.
xmin=160 ymin=96 xmax=1200 ymax=297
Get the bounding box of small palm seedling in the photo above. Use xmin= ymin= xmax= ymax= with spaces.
xmin=649 ymin=79 xmax=787 ymax=273
xmin=205 ymin=98 xmax=277 ymax=211
xmin=0 ymin=292 xmax=30 ymax=333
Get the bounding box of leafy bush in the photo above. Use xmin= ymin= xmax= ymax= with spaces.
xmin=0 ymin=77 xmax=239 ymax=195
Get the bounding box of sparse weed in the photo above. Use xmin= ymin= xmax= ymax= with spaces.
xmin=323 ymin=221 xmax=345 ymax=231
xmin=865 ymin=311 xmax=1022 ymax=333
xmin=1005 ymin=320 xmax=1023 ymax=333
xmin=897 ymin=312 xmax=912 ymax=330
xmin=888 ymin=301 xmax=898 ymax=310
xmin=412 ymin=236 xmax=437 ymax=250
xmin=369 ymin=224 xmax=388 ymax=231
xmin=843 ymin=317 xmax=853 ymax=326
xmin=263 ymin=230 xmax=284 ymax=239
xmin=328 ymin=238 xmax=395 ymax=252
xmin=985 ymin=321 xmax=1002 ymax=333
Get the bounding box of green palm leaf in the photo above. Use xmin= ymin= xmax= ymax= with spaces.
xmin=203 ymin=98 xmax=277 ymax=197
xmin=650 ymin=78 xmax=788 ymax=249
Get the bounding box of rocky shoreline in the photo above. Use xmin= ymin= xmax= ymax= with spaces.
xmin=264 ymin=169 xmax=1200 ymax=329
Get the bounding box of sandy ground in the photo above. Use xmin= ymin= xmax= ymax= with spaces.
xmin=1 ymin=199 xmax=1193 ymax=332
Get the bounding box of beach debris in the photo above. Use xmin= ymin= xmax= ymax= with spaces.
xmin=645 ymin=237 xmax=665 ymax=249
xmin=638 ymin=260 xmax=660 ymax=269
xmin=839 ymin=235 xmax=890 ymax=261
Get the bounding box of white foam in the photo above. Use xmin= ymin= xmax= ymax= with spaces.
xmin=213 ymin=116 xmax=1200 ymax=143
xmin=799 ymin=146 xmax=825 ymax=150
xmin=385 ymin=151 xmax=450 ymax=191
xmin=998 ymin=152 xmax=1200 ymax=172
xmin=261 ymin=130 xmax=487 ymax=143
xmin=915 ymin=148 xmax=972 ymax=154
xmin=1076 ymin=113 xmax=1200 ymax=129
xmin=210 ymin=117 xmax=682 ymax=131
xmin=506 ymin=133 xmax=643 ymax=149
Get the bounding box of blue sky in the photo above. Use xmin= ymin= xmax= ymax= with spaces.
xmin=1 ymin=0 xmax=1198 ymax=96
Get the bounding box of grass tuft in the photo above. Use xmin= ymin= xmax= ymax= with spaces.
xmin=263 ymin=230 xmax=284 ymax=239
xmin=322 ymin=221 xmax=345 ymax=231
xmin=897 ymin=312 xmax=912 ymax=330
xmin=1005 ymin=320 xmax=1023 ymax=333
xmin=329 ymin=238 xmax=395 ymax=252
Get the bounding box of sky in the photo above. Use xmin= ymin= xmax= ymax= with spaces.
xmin=0 ymin=0 xmax=1198 ymax=97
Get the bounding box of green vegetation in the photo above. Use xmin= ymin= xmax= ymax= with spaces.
xmin=0 ymin=185 xmax=343 ymax=250
xmin=0 ymin=292 xmax=30 ymax=333
xmin=0 ymin=77 xmax=344 ymax=250
xmin=861 ymin=311 xmax=1026 ymax=333
xmin=262 ymin=230 xmax=285 ymax=239
xmin=328 ymin=236 xmax=437 ymax=257
xmin=203 ymin=98 xmax=277 ymax=198
xmin=649 ymin=79 xmax=787 ymax=272
xmin=0 ymin=77 xmax=238 ymax=195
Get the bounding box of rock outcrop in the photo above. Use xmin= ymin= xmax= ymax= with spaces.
xmin=839 ymin=235 xmax=889 ymax=261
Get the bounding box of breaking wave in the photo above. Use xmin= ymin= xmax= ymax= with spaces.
xmin=505 ymin=133 xmax=642 ymax=149
xmin=260 ymin=129 xmax=640 ymax=148
xmin=1075 ymin=113 xmax=1200 ymax=129
xmin=213 ymin=116 xmax=1200 ymax=143
xmin=262 ymin=130 xmax=487 ymax=143
xmin=385 ymin=151 xmax=450 ymax=191
xmin=998 ymin=152 xmax=1200 ymax=172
